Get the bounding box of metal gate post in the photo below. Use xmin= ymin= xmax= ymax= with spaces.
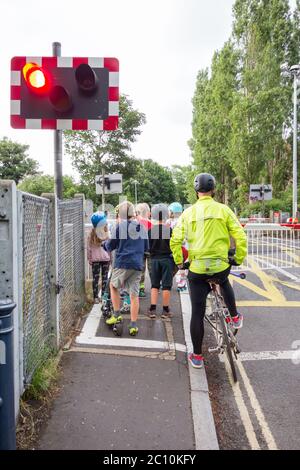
xmin=0 ymin=180 xmax=20 ymax=421
xmin=0 ymin=300 xmax=16 ymax=450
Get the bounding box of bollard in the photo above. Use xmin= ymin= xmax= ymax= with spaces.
xmin=0 ymin=299 xmax=16 ymax=450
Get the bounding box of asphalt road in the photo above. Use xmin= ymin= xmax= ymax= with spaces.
xmin=205 ymin=262 xmax=300 ymax=450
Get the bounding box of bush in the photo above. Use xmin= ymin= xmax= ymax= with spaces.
xmin=239 ymin=199 xmax=290 ymax=218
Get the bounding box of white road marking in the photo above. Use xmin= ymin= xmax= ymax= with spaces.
xmin=78 ymin=304 xmax=101 ymax=338
xmin=77 ymin=301 xmax=187 ymax=352
xmin=77 ymin=335 xmax=170 ymax=350
xmin=174 ymin=343 xmax=187 ymax=352
xmin=236 ymin=361 xmax=278 ymax=450
xmin=229 ymin=350 xmax=297 ymax=362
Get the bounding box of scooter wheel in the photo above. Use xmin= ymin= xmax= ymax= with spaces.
xmin=113 ymin=321 xmax=123 ymax=336
xmin=102 ymin=308 xmax=110 ymax=319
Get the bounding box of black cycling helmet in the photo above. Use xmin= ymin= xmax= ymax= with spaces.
xmin=194 ymin=173 xmax=216 ymax=193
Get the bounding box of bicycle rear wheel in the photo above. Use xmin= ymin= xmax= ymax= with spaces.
xmin=219 ymin=313 xmax=238 ymax=383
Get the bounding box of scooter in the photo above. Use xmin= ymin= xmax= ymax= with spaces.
xmin=101 ymin=268 xmax=123 ymax=336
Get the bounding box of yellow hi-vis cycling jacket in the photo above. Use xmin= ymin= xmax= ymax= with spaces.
xmin=170 ymin=196 xmax=247 ymax=274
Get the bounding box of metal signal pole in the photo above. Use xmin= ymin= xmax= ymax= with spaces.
xmin=52 ymin=42 xmax=63 ymax=199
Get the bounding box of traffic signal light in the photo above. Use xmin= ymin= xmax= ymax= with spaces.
xmin=10 ymin=57 xmax=119 ymax=130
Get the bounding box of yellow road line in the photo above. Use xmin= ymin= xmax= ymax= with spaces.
xmin=223 ymin=357 xmax=261 ymax=450
xmin=266 ymin=276 xmax=300 ymax=291
xmin=285 ymin=250 xmax=300 ymax=265
xmin=231 ymin=258 xmax=286 ymax=303
xmin=236 ymin=361 xmax=278 ymax=450
xmin=209 ymin=298 xmax=261 ymax=450
xmin=237 ymin=301 xmax=300 ymax=307
xmin=232 ymin=276 xmax=275 ymax=301
xmin=248 ymin=259 xmax=286 ymax=302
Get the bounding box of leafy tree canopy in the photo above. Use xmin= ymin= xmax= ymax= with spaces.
xmin=18 ymin=174 xmax=81 ymax=199
xmin=0 ymin=137 xmax=39 ymax=184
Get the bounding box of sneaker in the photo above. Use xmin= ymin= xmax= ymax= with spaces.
xmin=139 ymin=288 xmax=146 ymax=298
xmin=106 ymin=315 xmax=122 ymax=326
xmin=146 ymin=309 xmax=156 ymax=319
xmin=161 ymin=310 xmax=173 ymax=319
xmin=231 ymin=313 xmax=243 ymax=329
xmin=188 ymin=353 xmax=204 ymax=369
xmin=129 ymin=325 xmax=139 ymax=336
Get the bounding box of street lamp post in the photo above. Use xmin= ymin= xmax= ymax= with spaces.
xmin=282 ymin=64 xmax=300 ymax=219
xmin=291 ymin=65 xmax=300 ymax=219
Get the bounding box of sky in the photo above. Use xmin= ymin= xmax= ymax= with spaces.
xmin=0 ymin=0 xmax=297 ymax=180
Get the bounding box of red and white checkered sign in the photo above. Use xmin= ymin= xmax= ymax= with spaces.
xmin=10 ymin=56 xmax=119 ymax=130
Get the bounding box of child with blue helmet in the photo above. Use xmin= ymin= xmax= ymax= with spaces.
xmin=87 ymin=211 xmax=110 ymax=303
xmin=167 ymin=202 xmax=183 ymax=229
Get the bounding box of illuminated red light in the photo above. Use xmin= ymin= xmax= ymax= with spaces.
xmin=28 ymin=69 xmax=46 ymax=88
xmin=22 ymin=63 xmax=50 ymax=93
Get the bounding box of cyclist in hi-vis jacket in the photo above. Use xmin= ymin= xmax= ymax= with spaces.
xmin=170 ymin=173 xmax=247 ymax=369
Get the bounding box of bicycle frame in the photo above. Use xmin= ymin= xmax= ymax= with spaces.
xmin=205 ymin=270 xmax=246 ymax=382
xmin=207 ymin=284 xmax=237 ymax=349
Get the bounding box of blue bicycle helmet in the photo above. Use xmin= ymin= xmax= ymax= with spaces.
xmin=168 ymin=202 xmax=183 ymax=214
xmin=91 ymin=211 xmax=107 ymax=228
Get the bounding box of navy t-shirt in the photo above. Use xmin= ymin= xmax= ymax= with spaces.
xmin=105 ymin=219 xmax=149 ymax=271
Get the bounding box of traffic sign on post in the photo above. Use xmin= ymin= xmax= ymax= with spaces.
xmin=249 ymin=184 xmax=272 ymax=202
xmin=10 ymin=56 xmax=119 ymax=130
xmin=95 ymin=174 xmax=123 ymax=195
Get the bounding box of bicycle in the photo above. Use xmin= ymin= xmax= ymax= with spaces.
xmin=204 ymin=270 xmax=246 ymax=383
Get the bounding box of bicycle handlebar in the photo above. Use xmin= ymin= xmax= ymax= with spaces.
xmin=230 ymin=271 xmax=246 ymax=280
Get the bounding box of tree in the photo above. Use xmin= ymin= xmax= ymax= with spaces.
xmin=0 ymin=137 xmax=39 ymax=183
xmin=170 ymin=164 xmax=192 ymax=205
xmin=189 ymin=0 xmax=299 ymax=212
xmin=123 ymin=159 xmax=177 ymax=205
xmin=63 ymin=95 xmax=146 ymax=206
xmin=189 ymin=42 xmax=239 ymax=204
xmin=230 ymin=0 xmax=295 ymax=208
xmin=18 ymin=174 xmax=81 ymax=199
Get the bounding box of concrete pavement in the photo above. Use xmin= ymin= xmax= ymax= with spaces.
xmin=37 ymin=284 xmax=219 ymax=450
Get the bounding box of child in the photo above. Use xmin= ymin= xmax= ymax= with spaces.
xmin=167 ymin=202 xmax=183 ymax=229
xmin=87 ymin=211 xmax=110 ymax=304
xmin=167 ymin=202 xmax=187 ymax=291
xmin=135 ymin=203 xmax=153 ymax=297
xmin=147 ymin=203 xmax=175 ymax=319
xmin=104 ymin=201 xmax=149 ymax=336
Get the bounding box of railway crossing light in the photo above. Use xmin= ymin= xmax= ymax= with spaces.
xmin=11 ymin=56 xmax=119 ymax=130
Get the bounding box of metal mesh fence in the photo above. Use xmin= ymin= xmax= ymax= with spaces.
xmin=22 ymin=193 xmax=52 ymax=385
xmin=233 ymin=224 xmax=298 ymax=271
xmin=58 ymin=198 xmax=85 ymax=345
